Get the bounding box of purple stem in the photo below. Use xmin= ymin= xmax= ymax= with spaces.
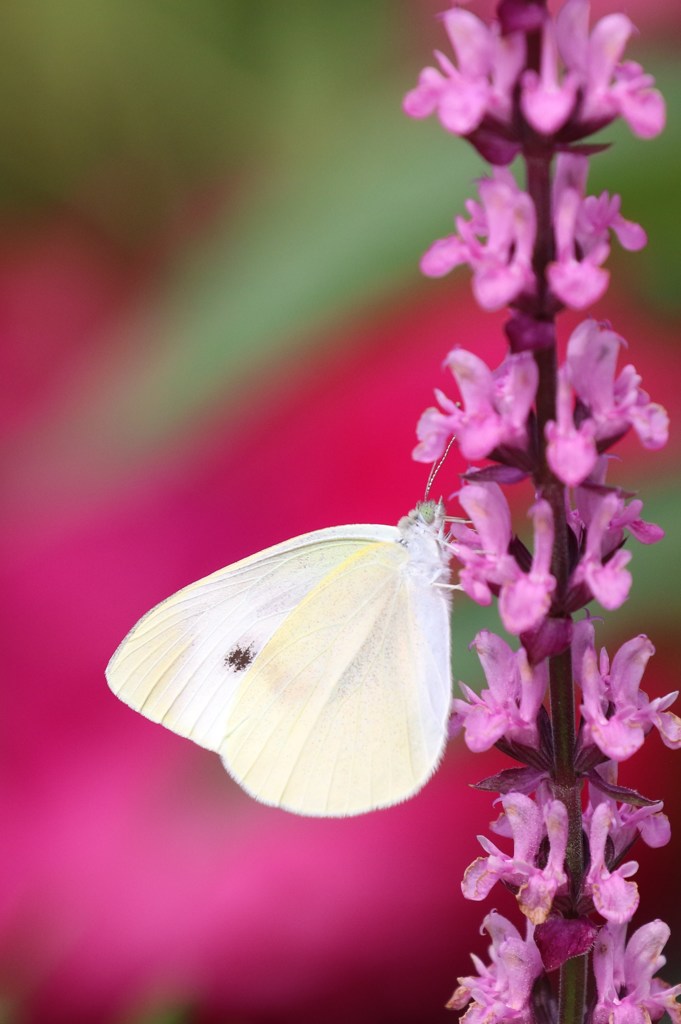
xmin=520 ymin=30 xmax=587 ymax=1022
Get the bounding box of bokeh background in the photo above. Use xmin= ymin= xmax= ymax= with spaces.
xmin=1 ymin=2 xmax=680 ymax=1022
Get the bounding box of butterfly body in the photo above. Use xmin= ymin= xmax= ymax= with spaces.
xmin=106 ymin=502 xmax=453 ymax=816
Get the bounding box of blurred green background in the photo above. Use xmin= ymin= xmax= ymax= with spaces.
xmin=1 ymin=2 xmax=680 ymax=1023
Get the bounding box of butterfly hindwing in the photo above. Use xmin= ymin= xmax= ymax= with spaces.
xmin=221 ymin=538 xmax=452 ymax=816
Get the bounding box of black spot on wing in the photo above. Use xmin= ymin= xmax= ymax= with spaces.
xmin=225 ymin=643 xmax=255 ymax=672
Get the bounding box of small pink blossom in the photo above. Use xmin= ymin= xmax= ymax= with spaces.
xmin=574 ymin=620 xmax=681 ymax=761
xmin=420 ymin=169 xmax=536 ymax=310
xmin=570 ymin=490 xmax=633 ymax=610
xmin=571 ymin=459 xmax=665 ymax=558
xmin=546 ymin=364 xmax=598 ymax=486
xmin=593 ymin=921 xmax=681 ymax=1024
xmin=462 ymin=794 xmax=568 ymax=925
xmin=448 ymin=911 xmax=543 ymax=1024
xmin=412 ymin=387 xmax=460 ymax=465
xmin=413 ymin=348 xmax=537 ymax=463
xmin=567 ymin=320 xmax=669 ymax=451
xmin=450 ymin=631 xmax=548 ymax=752
xmin=587 ymin=768 xmax=671 ymax=854
xmin=619 ymin=803 xmax=672 ymax=851
xmin=520 ymin=20 xmax=579 ymax=135
xmin=403 ymin=9 xmax=525 ymax=138
xmin=566 ymin=469 xmax=663 ymax=608
xmin=450 ymin=482 xmax=516 ymax=606
xmin=608 ymin=495 xmax=666 ymax=547
xmin=546 ymin=321 xmax=669 ymax=486
xmin=499 ymin=500 xmax=556 ymax=635
xmin=612 ymin=61 xmax=668 ymax=140
xmin=548 ymin=155 xmax=647 ymax=310
xmin=450 ymin=484 xmax=556 ymax=634
xmin=585 ymin=802 xmax=639 ymax=924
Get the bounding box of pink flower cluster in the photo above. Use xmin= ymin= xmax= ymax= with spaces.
xmin=414 ymin=320 xmax=666 ymax=639
xmin=405 ymin=1 xmax=676 ymax=1020
xmin=546 ymin=320 xmax=669 ymax=485
xmin=450 ymin=910 xmax=681 ymax=1024
xmin=419 ymin=158 xmax=647 ymax=312
xmin=462 ymin=792 xmax=569 ymax=925
xmin=420 ymin=169 xmax=536 ymax=310
xmin=414 ymin=347 xmax=538 ymax=464
xmin=575 ymin=621 xmax=681 ymax=762
xmin=449 ymin=487 xmax=556 ymax=635
xmin=452 ymin=624 xmax=680 ymax=795
xmin=460 ymin=775 xmax=672 ymax=929
xmin=438 ymin=469 xmax=663 ymax=636
xmin=592 ymin=921 xmax=681 ymax=1024
xmin=415 ymin=296 xmax=672 ymax=1024
xmin=447 ymin=911 xmax=542 ymax=1024
xmin=404 ymin=0 xmax=665 ymax=156
xmin=449 ymin=610 xmax=679 ymax=984
xmin=405 ymin=0 xmax=664 ymax=314
xmin=417 ymin=321 xmax=668 ymax=484
xmin=450 ymin=632 xmax=547 ymax=752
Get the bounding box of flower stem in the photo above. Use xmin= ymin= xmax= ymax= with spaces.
xmin=525 ymin=144 xmax=586 ymax=1024
xmin=558 ymin=954 xmax=588 ymax=1024
xmin=548 ymin=648 xmax=583 ymax=894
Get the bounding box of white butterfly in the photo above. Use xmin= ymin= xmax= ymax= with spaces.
xmin=106 ymin=500 xmax=454 ymax=817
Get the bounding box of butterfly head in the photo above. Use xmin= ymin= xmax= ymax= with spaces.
xmin=397 ymin=500 xmax=451 ymax=587
xmin=398 ymin=499 xmax=447 ymax=543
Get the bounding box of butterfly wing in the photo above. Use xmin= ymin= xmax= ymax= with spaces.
xmin=220 ymin=539 xmax=452 ymax=816
xmin=106 ymin=526 xmax=398 ymax=753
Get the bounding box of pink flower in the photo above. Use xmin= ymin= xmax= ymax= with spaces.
xmin=448 ymin=911 xmax=543 ymax=1024
xmin=587 ymin=767 xmax=671 ymax=854
xmin=567 ymin=320 xmax=669 ymax=451
xmin=450 ymin=631 xmax=548 ymax=752
xmin=571 ymin=458 xmax=665 ymax=555
xmin=412 ymin=387 xmax=460 ymax=464
xmin=574 ymin=621 xmax=681 ymax=761
xmin=611 ymin=61 xmax=669 ymax=140
xmin=405 ymin=0 xmax=666 ymax=146
xmin=615 ymin=802 xmax=671 ymax=852
xmin=585 ymin=803 xmax=639 ymax=923
xmin=548 ymin=155 xmax=647 ymax=310
xmin=570 ymin=490 xmax=633 ymax=610
xmin=420 ymin=169 xmax=536 ymax=310
xmin=403 ymin=9 xmax=525 ymax=138
xmin=451 ymin=484 xmax=556 ymax=634
xmin=499 ymin=500 xmax=556 ymax=635
xmin=566 ymin=467 xmax=664 ymax=610
xmin=546 ymin=320 xmax=669 ymax=486
xmin=593 ymin=921 xmax=681 ymax=1024
xmin=413 ymin=348 xmax=537 ymax=463
xmin=520 ymin=20 xmax=579 ymax=135
xmin=546 ymin=364 xmax=598 ymax=486
xmin=450 ymin=482 xmax=516 ymax=606
xmin=555 ymin=0 xmax=666 ymax=138
xmin=462 ymin=793 xmax=568 ymax=925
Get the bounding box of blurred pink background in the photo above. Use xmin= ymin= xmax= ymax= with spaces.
xmin=1 ymin=3 xmax=680 ymax=1022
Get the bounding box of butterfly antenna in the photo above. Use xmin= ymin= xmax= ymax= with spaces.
xmin=424 ymin=436 xmax=457 ymax=501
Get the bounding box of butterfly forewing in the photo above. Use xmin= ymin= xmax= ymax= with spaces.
xmin=106 ymin=527 xmax=398 ymax=752
xmin=221 ymin=539 xmax=452 ymax=816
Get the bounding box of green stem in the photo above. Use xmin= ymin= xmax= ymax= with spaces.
xmin=558 ymin=955 xmax=589 ymax=1024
